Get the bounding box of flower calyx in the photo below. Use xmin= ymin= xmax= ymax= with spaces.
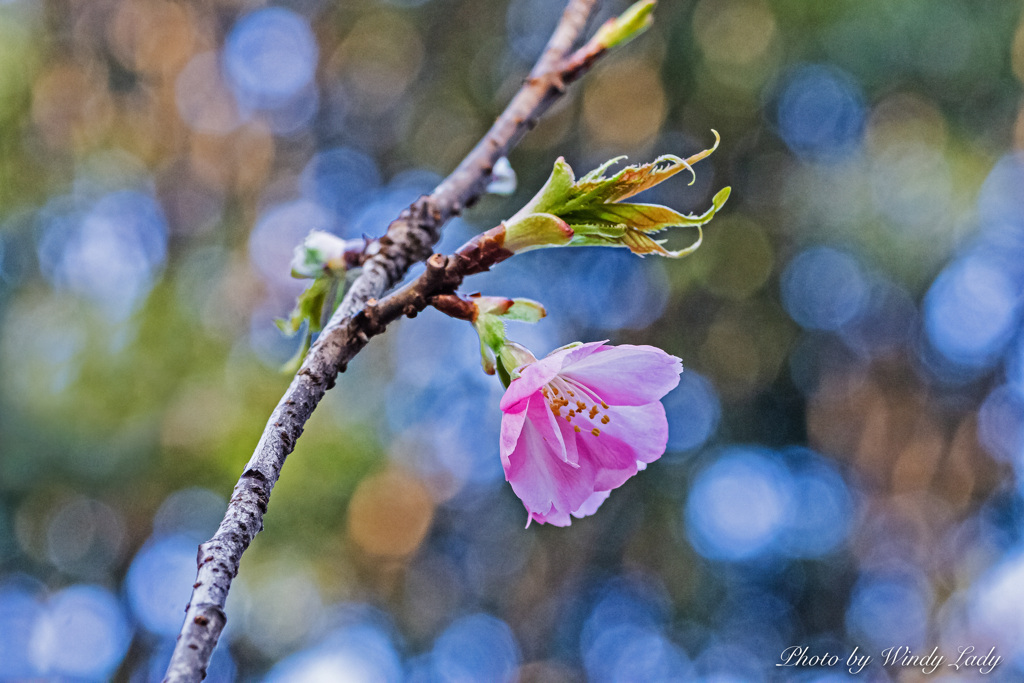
xmin=432 ymin=293 xmax=546 ymax=380
xmin=473 ymin=295 xmax=545 ymax=381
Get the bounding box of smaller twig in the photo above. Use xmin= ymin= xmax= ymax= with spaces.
xmin=334 ymin=224 xmax=517 ymax=356
xmin=429 ymin=294 xmax=477 ymax=321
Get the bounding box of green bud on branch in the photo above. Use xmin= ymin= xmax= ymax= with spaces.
xmin=502 ymin=213 xmax=574 ymax=253
xmin=289 ymin=230 xmax=364 ymax=279
xmin=590 ymin=0 xmax=656 ymax=50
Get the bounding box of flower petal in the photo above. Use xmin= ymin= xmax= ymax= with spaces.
xmin=528 ymin=505 xmax=572 ymax=527
xmin=538 ymin=390 xmax=571 ymax=465
xmin=499 ymin=406 xmax=528 ymax=469
xmin=499 ymin=358 xmax=558 ymax=413
xmin=575 ymin=426 xmax=641 ymax=491
xmin=571 ymin=490 xmax=611 ymax=519
xmin=550 ymin=340 xmax=607 ymax=368
xmin=597 ymin=402 xmax=669 ymax=464
xmin=586 ymin=402 xmax=669 ymax=489
xmin=561 ymin=344 xmax=682 ymax=406
xmin=505 ymin=397 xmax=597 ymax=518
xmin=524 ymin=480 xmax=613 ymax=527
xmin=499 ymin=341 xmax=606 ymax=412
xmin=498 ymin=340 xmax=679 ymax=526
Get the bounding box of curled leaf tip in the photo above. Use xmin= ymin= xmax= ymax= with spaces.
xmin=683 ymin=129 xmax=721 ymax=185
xmin=579 ymin=155 xmax=629 ymax=184
xmin=667 ymin=225 xmax=704 ymax=258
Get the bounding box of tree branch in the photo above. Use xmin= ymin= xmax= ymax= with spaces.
xmin=162 ymin=1 xmax=610 ymax=681
xmin=353 ymin=223 xmax=520 ymax=340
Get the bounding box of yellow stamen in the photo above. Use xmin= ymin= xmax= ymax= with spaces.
xmin=574 ymin=425 xmax=581 ymax=433
xmin=601 ymin=415 xmax=610 ymax=424
xmin=589 ymin=406 xmax=599 ymax=419
xmin=591 ymin=428 xmax=600 ymax=436
xmin=601 ymin=401 xmax=608 ymax=409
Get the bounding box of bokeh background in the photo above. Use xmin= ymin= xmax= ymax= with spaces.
xmin=1 ymin=0 xmax=1024 ymax=680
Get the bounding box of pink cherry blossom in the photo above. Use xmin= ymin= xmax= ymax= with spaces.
xmin=499 ymin=341 xmax=682 ymax=526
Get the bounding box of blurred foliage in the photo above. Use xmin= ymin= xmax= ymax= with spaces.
xmin=2 ymin=0 xmax=1024 ymax=680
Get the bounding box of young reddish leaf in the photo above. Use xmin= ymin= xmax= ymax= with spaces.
xmin=575 ymin=131 xmax=721 ymax=203
xmin=619 ymin=226 xmax=703 ymax=258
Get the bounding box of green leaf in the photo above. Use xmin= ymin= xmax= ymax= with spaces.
xmin=514 ymin=157 xmax=576 ymax=216
xmin=578 ymin=156 xmax=628 ymax=184
xmin=565 ymin=234 xmax=621 ymax=248
xmin=570 ymin=189 xmax=729 ymax=233
xmin=569 ymin=222 xmax=627 ymax=240
xmin=572 ymin=132 xmax=722 ymax=205
xmin=276 ymin=276 xmax=333 ymax=336
xmin=570 ymin=154 xmax=688 ymax=206
xmin=275 ymin=274 xmax=348 ymax=373
xmin=712 ymin=185 xmax=732 ymax=211
xmin=568 ymin=185 xmax=731 ymax=258
xmin=565 ymin=203 xmax=695 ymax=232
